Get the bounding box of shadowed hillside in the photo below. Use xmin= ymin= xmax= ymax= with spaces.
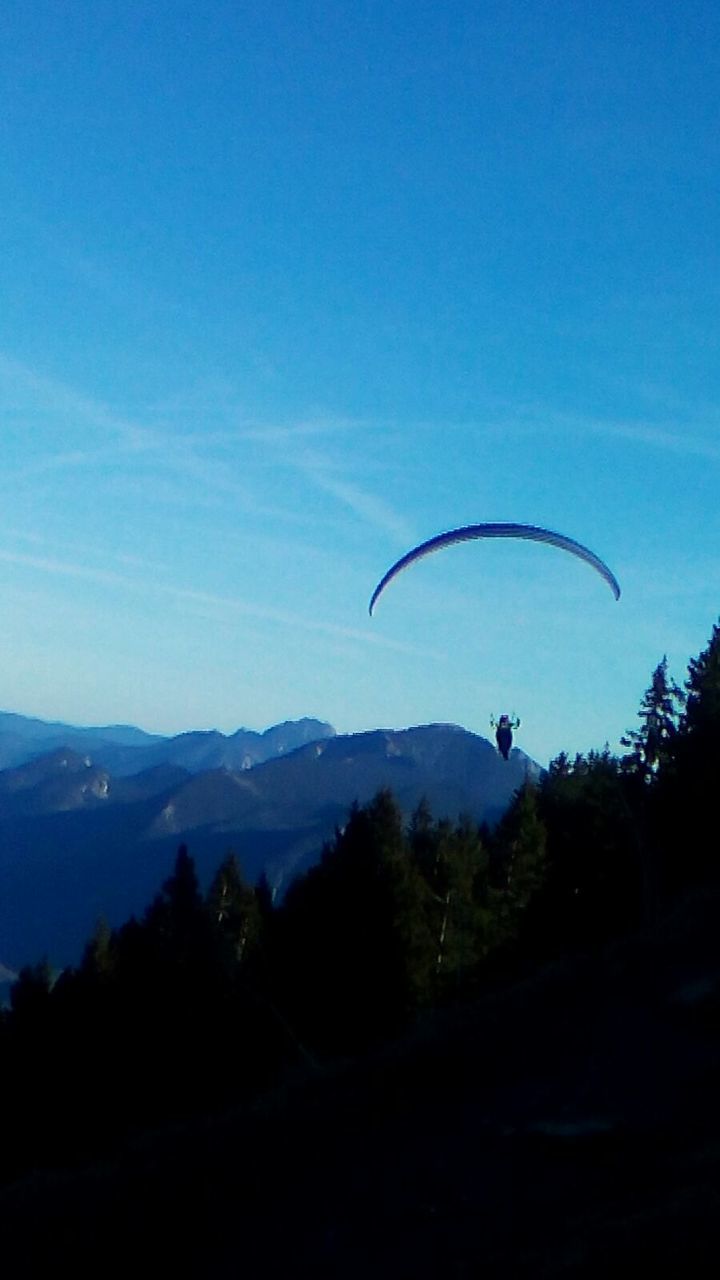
xmin=1 ymin=883 xmax=719 ymax=1276
xmin=0 ymin=723 xmax=535 ymax=969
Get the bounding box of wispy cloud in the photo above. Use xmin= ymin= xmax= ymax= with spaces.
xmin=1 ymin=447 xmax=144 ymax=487
xmin=236 ymin=415 xmax=375 ymax=445
xmin=166 ymin=406 xmax=416 ymax=542
xmin=299 ymin=466 xmax=415 ymax=543
xmin=0 ymin=352 xmax=308 ymax=522
xmin=139 ymin=448 xmax=303 ymax=522
xmin=1 ymin=527 xmax=171 ymax=574
xmin=1 ymin=350 xmax=414 ymax=540
xmin=580 ymin=418 xmax=720 ymax=463
xmin=246 ymin=430 xmax=416 ymax=544
xmin=0 ymin=546 xmax=438 ymax=659
xmin=492 ymin=400 xmax=720 ymax=464
xmin=167 ymin=583 xmax=438 ymax=656
xmin=0 ymin=548 xmax=140 ymax=591
xmin=0 ymin=351 xmax=161 ymax=451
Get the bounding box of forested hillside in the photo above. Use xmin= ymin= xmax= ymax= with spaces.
xmin=2 ymin=621 xmax=720 ymax=1272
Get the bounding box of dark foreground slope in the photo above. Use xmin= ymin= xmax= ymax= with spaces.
xmin=2 ymin=886 xmax=720 ymax=1277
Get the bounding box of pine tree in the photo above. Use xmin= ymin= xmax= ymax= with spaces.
xmin=207 ymin=853 xmax=261 ymax=964
xmin=533 ymin=750 xmax=644 ymax=949
xmin=135 ymin=845 xmax=225 ymax=1111
xmin=409 ymin=806 xmax=490 ymax=991
xmin=621 ymin=656 xmax=684 ymax=781
xmin=275 ymin=789 xmax=436 ymax=1052
xmin=80 ymin=916 xmax=115 ymax=981
xmin=255 ymin=870 xmax=275 ymax=918
xmin=684 ymin=620 xmax=720 ymax=737
xmin=659 ymin=621 xmax=720 ymax=891
xmin=10 ymin=958 xmax=52 ymax=1023
xmin=490 ymin=783 xmax=547 ymax=948
xmin=144 ymin=844 xmax=213 ymax=975
xmin=151 ymin=843 xmax=202 ymax=926
xmin=408 ymin=797 xmax=435 ymax=874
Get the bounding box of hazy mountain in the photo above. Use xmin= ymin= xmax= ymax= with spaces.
xmin=0 ymin=749 xmax=112 ymax=817
xmin=0 ymin=723 xmax=537 ymax=972
xmin=147 ymin=724 xmax=537 ymax=849
xmin=0 ymin=751 xmax=191 ymax=818
xmin=119 ymin=718 xmax=336 ymax=775
xmin=0 ymin=711 xmax=165 ymax=770
xmin=0 ymin=710 xmax=162 ymax=747
xmin=0 ymin=711 xmax=335 ymax=774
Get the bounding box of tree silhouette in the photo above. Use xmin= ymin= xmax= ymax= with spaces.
xmin=660 ymin=620 xmax=720 ymax=890
xmin=207 ymin=852 xmax=262 ymax=965
xmin=274 ymin=791 xmax=435 ymax=1052
xmin=622 ymin=656 xmax=684 ymax=782
xmin=529 ymin=753 xmax=642 ymax=952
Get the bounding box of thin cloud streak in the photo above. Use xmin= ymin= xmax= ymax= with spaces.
xmin=301 ymin=467 xmax=416 ymax=544
xmin=0 ymin=547 xmax=439 ymax=659
xmin=1 ymin=352 xmax=407 ymax=535
xmin=1 ymin=446 xmax=147 ymax=487
xmin=498 ymin=401 xmax=720 ymax=464
xmin=0 ymin=351 xmax=162 ymax=451
xmin=1 ymin=527 xmax=171 ymax=574
xmin=237 ymin=417 xmax=369 ymax=444
xmin=0 ymin=353 xmax=306 ymax=524
xmin=169 ymin=584 xmax=439 ymax=657
xmin=585 ymin=420 xmax=720 ymax=463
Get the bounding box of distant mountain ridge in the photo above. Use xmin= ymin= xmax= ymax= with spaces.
xmin=0 ymin=711 xmax=336 ymax=774
xmin=0 ymin=719 xmax=539 ymax=973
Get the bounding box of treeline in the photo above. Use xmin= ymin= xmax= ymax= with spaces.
xmin=1 ymin=620 xmax=719 ymax=1182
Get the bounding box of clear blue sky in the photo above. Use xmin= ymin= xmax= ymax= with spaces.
xmin=1 ymin=0 xmax=719 ymax=765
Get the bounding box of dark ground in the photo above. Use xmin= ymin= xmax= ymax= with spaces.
xmin=2 ymin=888 xmax=720 ymax=1277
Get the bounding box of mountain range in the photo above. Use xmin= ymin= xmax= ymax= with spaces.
xmin=0 ymin=710 xmax=539 ymax=973
xmin=0 ymin=710 xmax=335 ymax=774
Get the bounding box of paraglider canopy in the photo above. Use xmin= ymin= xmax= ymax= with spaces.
xmin=368 ymin=522 xmax=621 ymax=615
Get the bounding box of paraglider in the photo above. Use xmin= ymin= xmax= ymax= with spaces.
xmin=490 ymin=713 xmax=520 ymax=760
xmin=368 ymin=522 xmax=621 ymax=616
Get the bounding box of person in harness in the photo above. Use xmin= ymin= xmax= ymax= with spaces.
xmin=490 ymin=713 xmax=521 ymax=760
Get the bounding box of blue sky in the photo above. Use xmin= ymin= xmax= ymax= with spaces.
xmin=1 ymin=0 xmax=719 ymax=765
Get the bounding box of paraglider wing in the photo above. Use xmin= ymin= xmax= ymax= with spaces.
xmin=368 ymin=523 xmax=621 ymax=615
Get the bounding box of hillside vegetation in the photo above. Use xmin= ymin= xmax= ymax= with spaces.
xmin=2 ymin=622 xmax=720 ymax=1272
